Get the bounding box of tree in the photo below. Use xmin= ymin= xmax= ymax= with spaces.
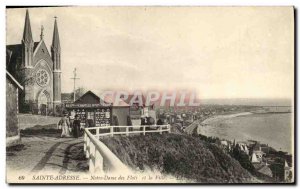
xmin=231 ymin=144 xmax=255 ymax=173
xmin=55 ymin=104 xmax=65 ymax=117
xmin=270 ymin=158 xmax=285 ymax=181
xmin=287 ymin=170 xmax=293 ymax=182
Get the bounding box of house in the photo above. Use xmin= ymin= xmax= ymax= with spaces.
xmin=253 ymin=162 xmax=273 ymax=178
xmin=220 ymin=140 xmax=232 ymax=151
xmin=124 ymin=94 xmax=156 ymax=125
xmin=6 ymin=71 xmax=24 ymax=146
xmin=103 ymin=95 xmax=130 ymax=127
xmin=65 ymin=91 xmax=112 ymax=127
xmin=250 ymin=152 xmax=260 ymax=163
xmin=260 ymin=144 xmax=271 ymax=155
xmin=250 ymin=142 xmax=265 ymax=163
xmin=65 ymin=90 xmax=130 ymax=128
xmin=284 ymin=160 xmax=292 ymax=182
xmin=237 ymin=142 xmax=249 ymax=155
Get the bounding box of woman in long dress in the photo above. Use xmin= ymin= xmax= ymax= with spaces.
xmin=69 ymin=110 xmax=76 ymax=129
xmin=72 ymin=115 xmax=81 ymax=138
xmin=59 ymin=113 xmax=71 ymax=137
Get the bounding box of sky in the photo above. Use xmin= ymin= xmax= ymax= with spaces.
xmin=6 ymin=7 xmax=294 ymax=99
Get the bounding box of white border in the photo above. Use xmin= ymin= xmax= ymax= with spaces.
xmin=1 ymin=1 xmax=299 ymax=189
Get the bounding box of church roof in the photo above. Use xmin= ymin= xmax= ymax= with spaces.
xmin=6 ymin=42 xmax=40 ymax=72
xmin=6 ymin=44 xmax=21 ymax=69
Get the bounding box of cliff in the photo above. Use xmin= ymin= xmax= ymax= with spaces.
xmin=101 ymin=133 xmax=259 ymax=183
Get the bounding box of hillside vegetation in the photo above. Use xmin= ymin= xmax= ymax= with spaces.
xmin=101 ymin=133 xmax=258 ymax=183
xmin=18 ymin=114 xmax=60 ymax=129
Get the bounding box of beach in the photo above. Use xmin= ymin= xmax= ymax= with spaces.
xmin=197 ymin=112 xmax=293 ymax=153
xmin=201 ymin=112 xmax=253 ymax=125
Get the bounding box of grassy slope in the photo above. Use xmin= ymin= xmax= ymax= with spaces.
xmin=101 ymin=133 xmax=256 ymax=183
xmin=18 ymin=114 xmax=60 ymax=129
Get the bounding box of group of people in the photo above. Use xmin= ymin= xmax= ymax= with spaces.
xmin=57 ymin=111 xmax=81 ymax=138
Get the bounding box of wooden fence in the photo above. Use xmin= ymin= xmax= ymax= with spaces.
xmin=84 ymin=125 xmax=171 ymax=173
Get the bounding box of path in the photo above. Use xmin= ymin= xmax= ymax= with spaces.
xmin=7 ymin=135 xmax=88 ymax=177
xmin=184 ymin=120 xmax=199 ymax=135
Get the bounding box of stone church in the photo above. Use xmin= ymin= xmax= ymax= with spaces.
xmin=6 ymin=9 xmax=62 ymax=115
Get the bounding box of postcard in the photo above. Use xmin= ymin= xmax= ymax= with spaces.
xmin=6 ymin=6 xmax=294 ymax=184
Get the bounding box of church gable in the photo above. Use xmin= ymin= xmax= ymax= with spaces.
xmin=33 ymin=40 xmax=53 ymax=70
xmin=7 ymin=9 xmax=62 ymax=115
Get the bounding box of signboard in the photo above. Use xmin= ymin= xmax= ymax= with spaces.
xmin=95 ymin=108 xmax=111 ymax=126
xmin=65 ymin=103 xmax=109 ymax=108
xmin=74 ymin=108 xmax=87 ymax=127
xmin=66 ymin=104 xmax=112 ymax=127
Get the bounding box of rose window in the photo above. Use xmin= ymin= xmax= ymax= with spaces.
xmin=35 ymin=69 xmax=49 ymax=87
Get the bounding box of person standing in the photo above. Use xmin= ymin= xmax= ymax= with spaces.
xmin=157 ymin=118 xmax=163 ymax=125
xmin=73 ymin=115 xmax=81 ymax=138
xmin=69 ymin=110 xmax=76 ymax=128
xmin=58 ymin=111 xmax=71 ymax=138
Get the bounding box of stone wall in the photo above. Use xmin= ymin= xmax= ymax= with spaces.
xmin=6 ymin=78 xmax=19 ymax=138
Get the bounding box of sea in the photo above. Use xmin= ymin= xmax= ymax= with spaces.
xmin=197 ymin=112 xmax=293 ymax=153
